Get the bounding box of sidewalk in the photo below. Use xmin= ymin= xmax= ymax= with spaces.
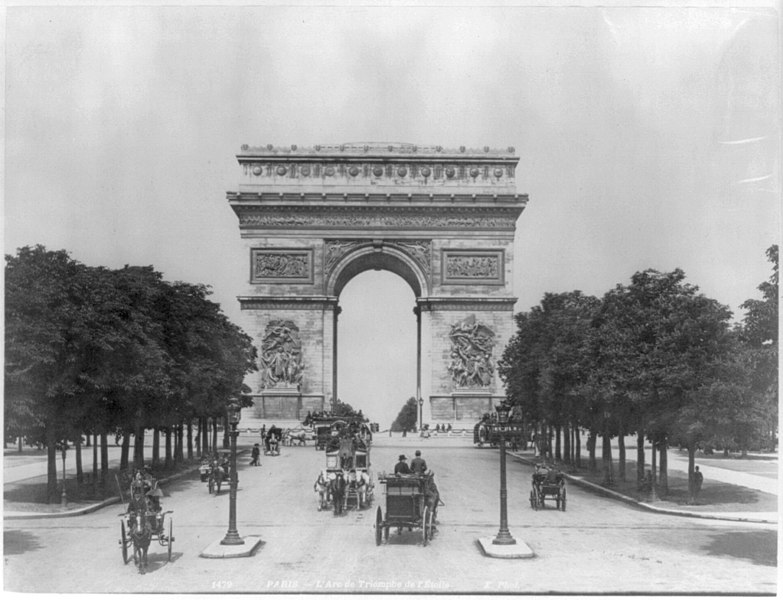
xmin=510 ymin=449 xmax=778 ymax=525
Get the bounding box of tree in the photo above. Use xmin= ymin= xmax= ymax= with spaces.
xmin=391 ymin=397 xmax=418 ymax=432
xmin=595 ymin=269 xmax=734 ymax=493
xmin=738 ymin=245 xmax=778 ymax=452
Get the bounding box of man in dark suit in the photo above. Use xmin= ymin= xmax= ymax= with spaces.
xmin=410 ymin=450 xmax=427 ymax=475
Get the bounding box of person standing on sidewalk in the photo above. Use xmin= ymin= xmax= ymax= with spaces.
xmin=250 ymin=443 xmax=261 ymax=466
xmin=692 ymin=465 xmax=704 ymax=501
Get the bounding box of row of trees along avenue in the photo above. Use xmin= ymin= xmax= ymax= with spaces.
xmin=5 ymin=246 xmax=258 ymax=503
xmin=499 ymin=246 xmax=778 ymax=504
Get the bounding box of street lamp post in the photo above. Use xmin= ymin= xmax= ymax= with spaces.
xmin=221 ymin=398 xmax=244 ymax=546
xmin=418 ymin=397 xmax=424 ymax=433
xmin=492 ymin=403 xmax=516 ymax=546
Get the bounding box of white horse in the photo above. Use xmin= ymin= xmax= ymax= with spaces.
xmin=313 ymin=470 xmax=334 ymax=511
xmin=347 ymin=470 xmax=373 ymax=509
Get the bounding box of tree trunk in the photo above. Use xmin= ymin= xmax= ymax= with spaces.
xmin=201 ymin=417 xmax=209 ymax=454
xmin=187 ymin=420 xmax=193 ymax=460
xmin=587 ymin=430 xmax=597 ymax=472
xmin=101 ymin=432 xmax=109 ymax=484
xmin=152 ymin=428 xmax=160 ymax=467
xmin=618 ymin=427 xmax=626 ymax=481
xmin=555 ymin=425 xmax=562 ymax=462
xmin=563 ymin=422 xmax=571 ymax=466
xmin=173 ymin=425 xmax=180 ymax=463
xmin=133 ymin=426 xmax=145 ymax=470
xmin=636 ymin=429 xmax=645 ymax=483
xmin=659 ymin=438 xmax=668 ymax=494
xmin=92 ymin=433 xmax=98 ymax=492
xmin=75 ymin=437 xmax=83 ymax=484
xmin=575 ymin=426 xmax=582 ymax=469
xmin=177 ymin=424 xmax=185 ymax=462
xmin=18 ymin=436 xmax=23 ymax=452
xmin=223 ymin=415 xmax=230 ymax=450
xmin=46 ymin=422 xmax=58 ymax=504
xmin=165 ymin=427 xmax=172 ymax=468
xmin=120 ymin=432 xmax=130 ymax=471
xmin=212 ymin=419 xmax=218 ymax=453
xmin=602 ymin=431 xmax=614 ymax=485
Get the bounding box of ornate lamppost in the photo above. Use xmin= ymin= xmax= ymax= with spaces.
xmin=221 ymin=398 xmax=243 ymax=546
xmin=492 ymin=402 xmax=516 ymax=546
xmin=418 ymin=397 xmax=424 ymax=433
xmin=477 ymin=401 xmax=532 ymax=558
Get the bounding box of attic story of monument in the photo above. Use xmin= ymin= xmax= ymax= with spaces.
xmin=226 ymin=143 xmax=528 ymax=426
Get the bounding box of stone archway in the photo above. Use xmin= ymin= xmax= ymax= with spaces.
xmin=227 ymin=143 xmax=528 ymax=427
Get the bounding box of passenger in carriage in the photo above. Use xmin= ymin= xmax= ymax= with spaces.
xmin=394 ymin=454 xmax=410 ymax=474
xmin=410 ymin=450 xmax=427 ymax=475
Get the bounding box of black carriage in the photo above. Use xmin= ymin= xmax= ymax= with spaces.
xmin=312 ymin=416 xmax=371 ymax=451
xmin=473 ymin=414 xmax=526 ymax=450
xmin=203 ymin=456 xmax=230 ymax=494
xmin=374 ymin=474 xmax=438 ymax=546
xmin=529 ymin=466 xmax=566 ymax=511
xmin=118 ymin=476 xmax=174 ymax=574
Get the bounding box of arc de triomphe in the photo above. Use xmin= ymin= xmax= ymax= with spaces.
xmin=226 ymin=143 xmax=528 ymax=426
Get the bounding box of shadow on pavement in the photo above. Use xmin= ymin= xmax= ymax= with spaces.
xmin=703 ymin=530 xmax=777 ymax=567
xmin=4 ymin=529 xmax=44 ymax=555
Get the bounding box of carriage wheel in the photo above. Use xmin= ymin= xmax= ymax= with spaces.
xmin=421 ymin=506 xmax=429 ymax=547
xmin=375 ymin=507 xmax=383 ymax=546
xmin=120 ymin=521 xmax=129 ymax=564
xmin=561 ymin=488 xmax=567 ymax=512
xmin=167 ymin=520 xmax=173 ymax=561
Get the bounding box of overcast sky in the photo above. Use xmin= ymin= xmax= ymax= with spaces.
xmin=4 ymin=2 xmax=780 ymax=427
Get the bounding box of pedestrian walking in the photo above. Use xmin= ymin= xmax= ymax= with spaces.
xmin=250 ymin=443 xmax=261 ymax=466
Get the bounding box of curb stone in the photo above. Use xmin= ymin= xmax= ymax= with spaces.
xmin=4 ymin=450 xmax=249 ymax=520
xmin=508 ymin=451 xmax=777 ymax=525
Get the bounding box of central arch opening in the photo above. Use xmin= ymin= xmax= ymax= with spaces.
xmin=337 ymin=270 xmax=417 ymax=430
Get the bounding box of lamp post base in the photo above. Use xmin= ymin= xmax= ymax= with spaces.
xmin=220 ymin=532 xmax=245 ymax=546
xmin=491 ymin=531 xmax=517 ymax=545
xmin=477 ymin=536 xmax=534 ymax=559
xmin=201 ymin=536 xmax=263 ymax=559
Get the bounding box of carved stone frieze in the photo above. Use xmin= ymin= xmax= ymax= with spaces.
xmin=260 ymin=320 xmax=304 ymax=389
xmin=442 ymin=250 xmax=504 ymax=285
xmin=447 ymin=315 xmax=496 ymax=389
xmin=324 ymin=240 xmax=363 ymax=273
xmin=250 ymin=249 xmax=314 ymax=283
xmin=238 ymin=209 xmax=519 ymax=231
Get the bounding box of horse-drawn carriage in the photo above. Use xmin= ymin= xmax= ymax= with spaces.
xmin=312 ymin=416 xmax=371 ymax=451
xmin=529 ymin=465 xmax=566 ymax=511
xmin=118 ymin=471 xmax=174 ymax=574
xmin=314 ymin=433 xmax=374 ymax=513
xmin=264 ymin=425 xmax=283 ymax=456
xmin=473 ymin=414 xmax=526 ymax=450
xmin=374 ymin=472 xmax=440 ymax=546
xmin=199 ymin=455 xmax=230 ymax=494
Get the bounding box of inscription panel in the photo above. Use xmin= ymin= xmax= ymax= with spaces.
xmin=251 ymin=248 xmax=314 ymax=284
xmin=442 ymin=249 xmax=504 ymax=285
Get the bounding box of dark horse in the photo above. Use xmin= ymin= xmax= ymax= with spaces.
xmin=127 ymin=509 xmax=153 ymax=573
xmin=423 ymin=472 xmax=442 ymax=531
